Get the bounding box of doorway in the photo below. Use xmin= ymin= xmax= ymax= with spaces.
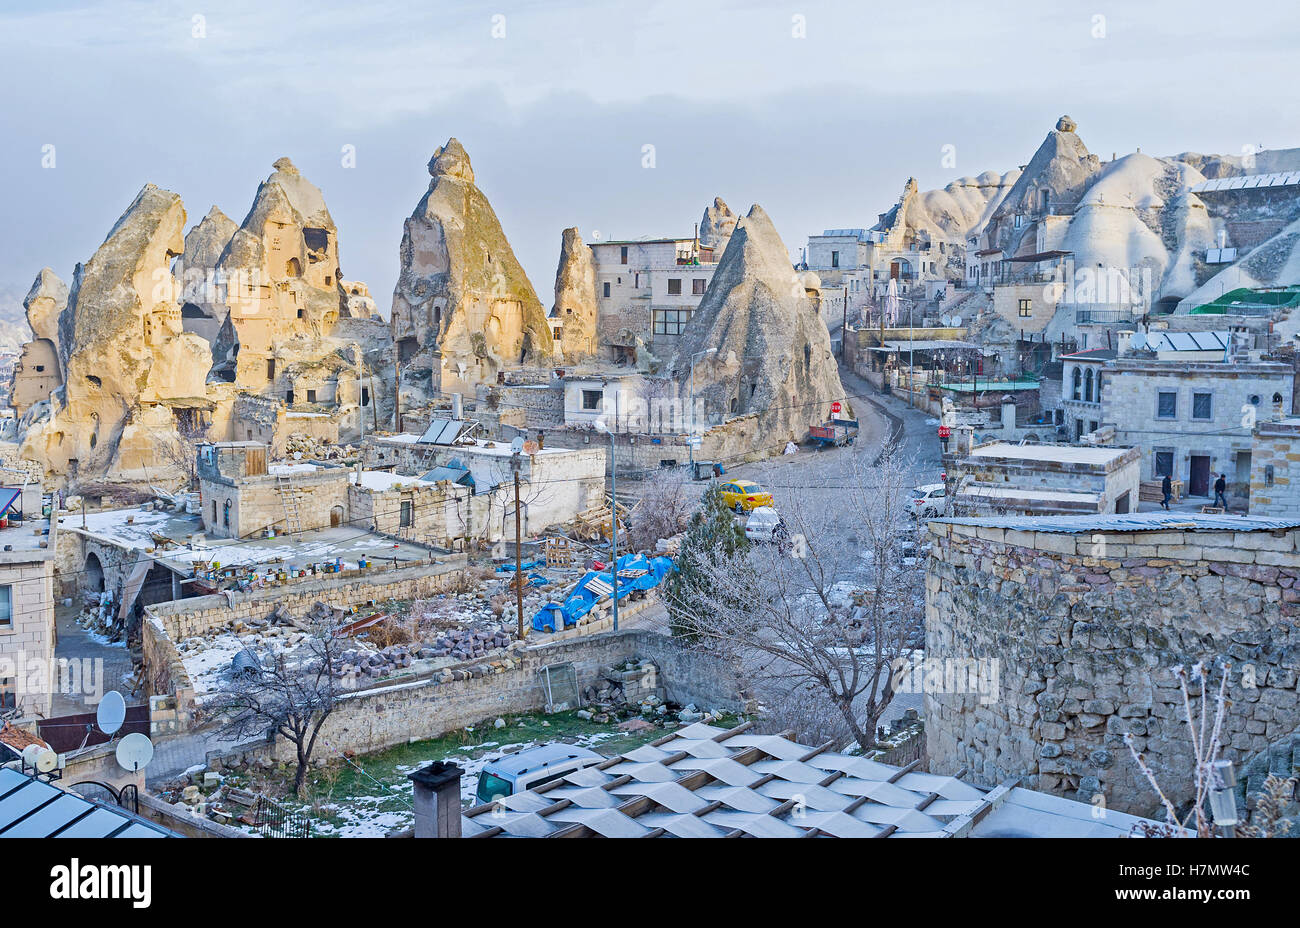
xmin=1189 ymin=455 xmax=1211 ymax=497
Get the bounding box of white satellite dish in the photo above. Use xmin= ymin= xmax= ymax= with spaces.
xmin=1131 ymin=332 xmax=1147 ymax=349
xmin=951 ymin=315 xmax=962 ymax=327
xmin=510 ymin=436 xmax=525 ymax=455
xmin=115 ymin=733 xmax=155 ymax=772
xmin=940 ymin=315 xmax=952 ymax=326
xmin=97 ymin=690 xmax=126 ymax=736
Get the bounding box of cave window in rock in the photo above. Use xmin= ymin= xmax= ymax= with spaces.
xmin=398 ymin=337 xmax=419 ymax=363
xmin=361 ymin=386 xmax=370 ymax=407
xmin=286 ymin=257 xmax=302 ymax=278
xmin=804 ymin=343 xmax=811 ymax=374
xmin=84 ymin=552 xmax=105 ymax=593
xmin=267 ymin=359 xmax=276 ymax=382
xmin=303 ymin=228 xmax=329 ymax=253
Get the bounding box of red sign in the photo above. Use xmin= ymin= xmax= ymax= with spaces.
xmin=938 ymin=426 xmax=951 ymax=438
xmin=831 ymin=401 xmax=842 ymax=414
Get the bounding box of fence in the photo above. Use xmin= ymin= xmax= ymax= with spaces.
xmin=246 ymin=794 xmax=312 ymax=838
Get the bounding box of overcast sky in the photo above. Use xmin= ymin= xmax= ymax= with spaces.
xmin=2 ymin=0 xmax=1297 ymax=316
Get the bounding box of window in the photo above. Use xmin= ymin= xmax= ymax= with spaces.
xmin=267 ymin=359 xmax=276 ymax=381
xmin=652 ymin=308 xmax=692 ymax=336
xmin=1192 ymin=392 xmax=1212 ymax=421
xmin=831 ymin=251 xmax=840 ymax=268
xmin=285 ymin=389 xmax=294 ymax=405
xmin=400 ymin=499 xmax=413 ymax=528
xmin=1018 ymin=299 xmax=1032 ymax=317
xmin=1157 ymin=391 xmax=1177 ymax=419
xmin=620 ymin=246 xmax=628 ymax=265
xmin=692 ymin=278 xmax=706 ymax=295
xmin=552 ymin=327 xmax=563 ymax=341
xmin=0 ymin=585 xmax=10 ymax=630
xmin=581 ymin=390 xmax=602 ymax=410
xmin=307 ymin=389 xmax=317 ymax=403
xmin=667 ymin=278 xmax=682 ymax=295
xmin=1084 ymin=368 xmax=1094 ymax=403
xmin=1155 ymin=451 xmax=1174 ymax=478
xmin=1249 ymin=394 xmax=1261 ymax=406
xmin=1071 ymin=367 xmax=1082 ymax=400
xmin=361 ymin=387 xmax=370 ymax=406
xmin=34 ymin=365 xmax=44 ymax=372
xmin=603 ymin=282 xmax=611 ymax=298
xmin=1266 ymin=464 xmax=1275 ymax=486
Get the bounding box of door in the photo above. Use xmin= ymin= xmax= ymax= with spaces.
xmin=1189 ymin=455 xmax=1211 ymax=497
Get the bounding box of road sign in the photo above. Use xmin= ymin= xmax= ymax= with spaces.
xmin=938 ymin=425 xmax=951 ymax=438
xmin=685 ymin=437 xmax=702 ymax=447
xmin=831 ymin=401 xmax=842 ymax=414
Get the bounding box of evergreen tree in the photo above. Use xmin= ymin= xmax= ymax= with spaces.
xmin=665 ymin=483 xmax=751 ymax=639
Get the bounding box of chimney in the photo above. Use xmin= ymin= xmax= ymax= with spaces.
xmin=452 ymin=392 xmax=463 ymax=420
xmin=408 ymin=761 xmax=463 ymax=838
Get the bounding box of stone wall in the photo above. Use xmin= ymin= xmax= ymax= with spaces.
xmin=244 ymin=628 xmax=747 ymax=762
xmin=924 ymin=519 xmax=1300 ymax=815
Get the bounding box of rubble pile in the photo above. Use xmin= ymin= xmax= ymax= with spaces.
xmin=282 ymin=434 xmax=353 ymax=460
xmin=417 ymin=626 xmax=514 ymax=661
xmin=334 ymin=644 xmax=415 ymax=684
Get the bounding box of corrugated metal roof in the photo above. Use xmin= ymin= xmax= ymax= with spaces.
xmin=934 ymin=512 xmax=1300 ymax=534
xmin=1190 ymin=171 xmax=1300 ymax=193
xmin=460 ymin=721 xmax=1168 ymax=838
xmin=0 ymin=767 xmax=177 ymax=838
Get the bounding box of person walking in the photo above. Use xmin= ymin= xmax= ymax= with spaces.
xmin=1214 ymin=473 xmax=1228 ymax=510
xmin=1161 ymin=473 xmax=1172 ymax=511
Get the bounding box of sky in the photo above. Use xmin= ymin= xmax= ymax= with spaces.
xmin=1 ymin=0 xmax=1298 ymax=319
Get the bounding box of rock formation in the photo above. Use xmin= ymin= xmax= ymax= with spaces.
xmin=9 ymin=269 xmax=67 ymax=417
xmin=21 ymin=184 xmax=213 ymax=481
xmin=551 ymin=227 xmax=598 ymax=362
xmin=175 ymin=205 xmax=238 ymax=343
xmin=390 ymin=138 xmax=552 ymax=396
xmin=671 ymin=204 xmax=847 ymax=444
xmin=700 ymin=197 xmax=737 ymax=254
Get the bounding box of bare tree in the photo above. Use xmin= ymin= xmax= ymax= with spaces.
xmin=150 ymin=410 xmax=209 ymax=490
xmin=209 ymin=611 xmax=344 ymax=797
xmin=624 ymin=466 xmax=693 ymax=553
xmin=665 ymin=446 xmax=925 ymax=753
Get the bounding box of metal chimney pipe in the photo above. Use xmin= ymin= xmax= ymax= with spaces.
xmin=408 ymin=761 xmax=463 ymax=838
xmin=452 ymin=392 xmax=463 ymax=420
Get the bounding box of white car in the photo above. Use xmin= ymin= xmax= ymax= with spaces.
xmin=909 ymin=484 xmax=948 ymax=519
xmin=745 ymin=506 xmax=788 ymax=544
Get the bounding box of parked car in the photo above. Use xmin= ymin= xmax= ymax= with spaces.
xmin=909 ymin=483 xmax=948 ymax=519
xmin=475 ymin=744 xmax=604 ymax=805
xmin=719 ymin=479 xmax=774 ymax=514
xmin=744 ymin=506 xmax=788 ymax=544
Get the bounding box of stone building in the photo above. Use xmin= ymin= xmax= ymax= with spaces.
xmin=590 ymin=235 xmax=719 ymax=367
xmin=925 ymin=511 xmax=1300 ymax=815
xmin=1101 ymin=356 xmax=1293 ymax=498
xmin=1248 ymin=417 xmax=1300 ymax=517
xmin=0 ymin=499 xmax=58 ymax=724
xmin=946 ymin=440 xmax=1140 ymax=516
xmin=1057 ymin=347 xmax=1115 ymax=441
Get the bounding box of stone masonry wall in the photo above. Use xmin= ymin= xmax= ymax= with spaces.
xmin=925 ymin=520 xmax=1300 ymax=816
xmin=1249 ymin=421 xmax=1300 ymax=517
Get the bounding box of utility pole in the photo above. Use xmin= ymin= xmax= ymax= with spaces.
xmin=841 ymin=286 xmax=848 ymax=358
xmin=394 ymin=357 xmax=402 ymax=433
xmin=607 ymin=428 xmax=619 ymax=633
xmin=512 ymin=458 xmax=526 ymax=640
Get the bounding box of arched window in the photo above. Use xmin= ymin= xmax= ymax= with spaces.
xmin=1071 ymin=367 xmax=1082 ymax=400
xmin=1096 ymin=375 xmax=1103 ymax=404
xmin=1084 ymin=368 xmax=1094 ymax=403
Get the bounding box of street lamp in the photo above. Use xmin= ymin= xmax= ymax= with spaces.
xmin=688 ymin=347 xmax=717 ymax=471
xmin=596 ymin=419 xmax=619 ymax=632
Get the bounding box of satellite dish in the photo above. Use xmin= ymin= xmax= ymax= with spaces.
xmin=115 ymin=733 xmax=155 ymax=772
xmin=1131 ymin=332 xmax=1147 ymax=349
xmin=951 ymin=315 xmax=962 ymax=327
xmin=97 ymin=690 xmax=126 ymax=735
xmin=510 ymin=436 xmax=525 ymax=455
xmin=940 ymin=315 xmax=952 ymax=326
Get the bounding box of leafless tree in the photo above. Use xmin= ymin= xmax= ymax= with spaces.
xmin=624 ymin=466 xmax=693 ymax=553
xmin=209 ymin=612 xmax=344 ymax=797
xmin=150 ymin=410 xmax=209 ymax=490
xmin=665 ymin=446 xmax=925 ymax=753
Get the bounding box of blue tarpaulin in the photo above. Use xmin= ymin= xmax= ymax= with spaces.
xmin=532 ymin=553 xmax=674 ymax=632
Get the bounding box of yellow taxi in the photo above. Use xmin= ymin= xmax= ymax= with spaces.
xmin=719 ymin=479 xmax=774 ymax=514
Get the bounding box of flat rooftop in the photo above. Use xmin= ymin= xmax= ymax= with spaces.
xmin=0 ymin=517 xmax=54 ymax=556
xmin=958 ymin=486 xmax=1100 ymax=504
xmin=935 ymin=512 xmax=1300 ymax=534
xmin=966 ymin=442 xmax=1130 ymax=467
xmin=66 ymin=506 xmax=440 ymax=573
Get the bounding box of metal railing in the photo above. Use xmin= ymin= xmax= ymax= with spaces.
xmin=248 ymin=794 xmax=312 ymax=838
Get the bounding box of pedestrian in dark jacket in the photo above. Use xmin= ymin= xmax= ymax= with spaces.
xmin=1161 ymin=474 xmax=1172 ymax=511
xmin=1214 ymin=473 xmax=1228 ymax=509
